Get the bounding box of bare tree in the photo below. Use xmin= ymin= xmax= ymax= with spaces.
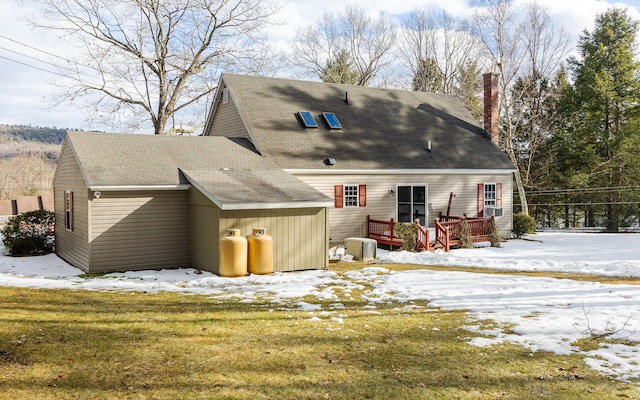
xmin=0 ymin=155 xmax=55 ymax=199
xmin=470 ymin=0 xmax=568 ymax=215
xmin=291 ymin=5 xmax=396 ymax=86
xmin=399 ymin=9 xmax=483 ymax=95
xmin=512 ymin=4 xmax=570 ymax=189
xmin=33 ymin=0 xmax=279 ymax=134
xmin=520 ymin=2 xmax=570 ymax=79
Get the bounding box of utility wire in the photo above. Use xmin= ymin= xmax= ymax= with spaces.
xmin=0 ymin=34 xmax=74 ymax=64
xmin=0 ymin=48 xmax=112 ymax=89
xmin=529 ymin=201 xmax=640 ymax=206
xmin=527 ymin=186 xmax=640 ymax=195
xmin=0 ymin=54 xmax=67 ymax=78
xmin=0 ymin=34 xmax=104 ymax=83
xmin=0 ymin=45 xmax=79 ymax=76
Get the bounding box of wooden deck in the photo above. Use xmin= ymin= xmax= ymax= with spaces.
xmin=434 ymin=216 xmax=495 ymax=251
xmin=366 ymin=216 xmax=430 ymax=251
xmin=367 ymin=215 xmax=496 ymax=252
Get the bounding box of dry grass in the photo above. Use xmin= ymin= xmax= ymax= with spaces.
xmin=1 ymin=284 xmax=639 ymax=399
xmin=331 ymin=260 xmax=640 ymax=286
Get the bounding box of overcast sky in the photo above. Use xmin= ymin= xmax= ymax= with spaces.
xmin=1 ymin=0 xmax=640 ymax=132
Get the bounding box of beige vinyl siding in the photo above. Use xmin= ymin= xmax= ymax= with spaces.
xmin=89 ymin=190 xmax=189 ymax=273
xmin=188 ymin=188 xmax=220 ymax=272
xmin=53 ymin=146 xmax=90 ymax=271
xmin=220 ymin=208 xmax=328 ymax=273
xmin=189 ymin=188 xmax=328 ymax=274
xmin=293 ymin=172 xmax=513 ymax=243
xmin=206 ymin=94 xmax=249 ymax=138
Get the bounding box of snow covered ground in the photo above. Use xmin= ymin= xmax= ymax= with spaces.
xmin=1 ymin=231 xmax=640 ymax=382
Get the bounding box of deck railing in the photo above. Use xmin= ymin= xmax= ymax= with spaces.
xmin=437 ymin=217 xmax=493 ymax=249
xmin=367 ymin=215 xmax=429 ymax=251
xmin=367 ymin=216 xmax=396 ymax=239
xmin=368 ymin=215 xmax=494 ymax=252
xmin=415 ymin=223 xmax=430 ymax=251
xmin=434 ymin=219 xmax=450 ymax=251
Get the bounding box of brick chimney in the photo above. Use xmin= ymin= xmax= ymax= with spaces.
xmin=483 ymin=72 xmax=499 ymax=145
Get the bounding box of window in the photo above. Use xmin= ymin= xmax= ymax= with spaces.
xmin=322 ymin=112 xmax=342 ymax=129
xmin=477 ymin=182 xmax=503 ymax=217
xmin=397 ymin=185 xmax=427 ymax=225
xmin=344 ymin=185 xmax=359 ymax=207
xmin=297 ymin=111 xmax=318 ymax=128
xmin=484 ymin=183 xmax=497 ymax=208
xmin=65 ymin=190 xmax=74 ymax=231
xmin=334 ymin=184 xmax=366 ymax=208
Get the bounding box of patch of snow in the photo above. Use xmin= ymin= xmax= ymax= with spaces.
xmin=1 ymin=231 xmax=640 ymax=382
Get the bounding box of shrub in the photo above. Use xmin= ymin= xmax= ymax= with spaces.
xmin=457 ymin=219 xmax=473 ymax=249
xmin=393 ymin=222 xmax=419 ymax=252
xmin=486 ymin=216 xmax=501 ymax=248
xmin=1 ymin=210 xmax=55 ymax=256
xmin=512 ymin=213 xmax=536 ymax=239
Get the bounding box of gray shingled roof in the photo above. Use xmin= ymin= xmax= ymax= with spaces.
xmin=180 ymin=169 xmax=331 ymax=209
xmin=63 ymin=131 xmax=331 ymax=207
xmin=207 ymin=74 xmax=514 ymax=170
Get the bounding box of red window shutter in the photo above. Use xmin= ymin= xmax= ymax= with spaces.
xmin=334 ymin=185 xmax=343 ymax=208
xmin=358 ymin=184 xmax=366 ymax=207
xmin=477 ymin=183 xmax=484 ymax=217
xmin=496 ymin=182 xmax=503 ymax=208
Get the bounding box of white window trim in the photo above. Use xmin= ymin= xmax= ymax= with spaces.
xmin=343 ymin=184 xmax=359 ymax=208
xmin=484 ymin=183 xmax=497 ymax=208
xmin=395 ymin=183 xmax=429 ymax=226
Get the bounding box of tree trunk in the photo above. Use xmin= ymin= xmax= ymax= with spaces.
xmin=509 ymin=163 xmax=529 ymax=215
xmin=585 ymin=206 xmax=595 ymax=227
xmin=606 ymin=203 xmax=620 ymax=232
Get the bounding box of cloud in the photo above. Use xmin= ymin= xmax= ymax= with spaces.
xmin=2 ymin=0 xmax=640 ymax=130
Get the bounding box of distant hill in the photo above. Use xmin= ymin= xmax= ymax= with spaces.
xmin=0 ymin=124 xmax=69 ymax=144
xmin=0 ymin=124 xmax=76 ymax=161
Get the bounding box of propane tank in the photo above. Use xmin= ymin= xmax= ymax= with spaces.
xmin=247 ymin=228 xmax=273 ymax=275
xmin=219 ymin=229 xmax=247 ymax=277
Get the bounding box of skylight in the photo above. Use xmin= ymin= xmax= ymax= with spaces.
xmin=297 ymin=111 xmax=318 ymax=128
xmin=322 ymin=112 xmax=342 ymax=129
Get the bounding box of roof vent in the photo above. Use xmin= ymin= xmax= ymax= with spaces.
xmin=324 ymin=157 xmax=336 ymax=166
xmin=222 ymin=88 xmax=229 ymax=104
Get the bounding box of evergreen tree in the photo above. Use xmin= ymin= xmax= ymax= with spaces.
xmin=320 ymin=49 xmax=359 ymax=85
xmin=412 ymin=57 xmax=444 ymax=92
xmin=564 ymin=8 xmax=640 ymax=231
xmin=453 ymin=61 xmax=483 ymax=122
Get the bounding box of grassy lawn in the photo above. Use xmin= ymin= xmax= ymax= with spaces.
xmin=1 ymin=267 xmax=639 ymax=399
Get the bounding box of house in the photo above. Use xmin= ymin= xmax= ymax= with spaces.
xmin=202 ymin=73 xmax=515 ymax=244
xmin=53 ymin=133 xmax=332 ymax=274
xmin=54 ymin=73 xmax=514 ymax=274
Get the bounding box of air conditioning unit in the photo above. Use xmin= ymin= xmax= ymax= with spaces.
xmin=484 ymin=207 xmax=503 ymax=217
xmin=344 ymin=237 xmax=377 ymax=261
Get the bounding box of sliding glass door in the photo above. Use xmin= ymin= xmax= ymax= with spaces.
xmin=397 ymin=185 xmax=427 ymax=226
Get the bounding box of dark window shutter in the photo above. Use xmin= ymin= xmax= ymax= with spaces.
xmin=334 ymin=185 xmax=343 ymax=208
xmin=358 ymin=184 xmax=366 ymax=207
xmin=70 ymin=191 xmax=74 ymax=231
xmin=477 ymin=183 xmax=484 ymax=217
xmin=496 ymin=182 xmax=503 ymax=208
xmin=65 ymin=191 xmax=74 ymax=231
